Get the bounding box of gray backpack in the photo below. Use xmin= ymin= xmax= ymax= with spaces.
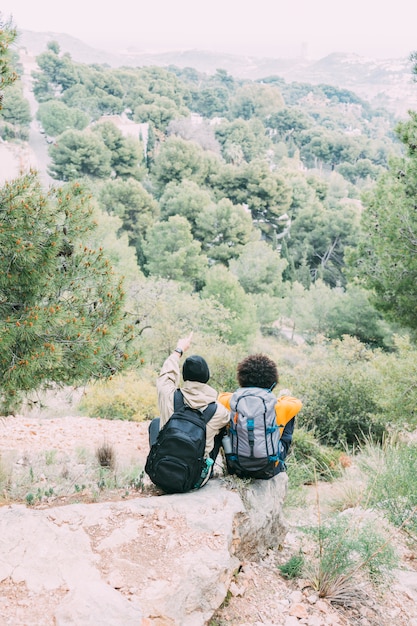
xmin=227 ymin=387 xmax=282 ymax=479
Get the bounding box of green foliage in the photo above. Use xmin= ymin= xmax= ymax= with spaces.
xmin=48 ymin=129 xmax=112 ymax=180
xmin=190 ymin=85 xmax=230 ymax=118
xmin=134 ymin=97 xmax=184 ymax=131
xmin=36 ymin=99 xmax=88 ymax=136
xmin=215 ymin=118 xmax=271 ymax=163
xmin=203 ymin=343 xmax=249 ymax=393
xmin=80 ymin=370 xmax=158 ymax=421
xmin=280 ymin=280 xmax=392 ymax=348
xmin=337 ymin=158 xmax=384 ymax=184
xmin=353 ymin=111 xmax=417 ymax=334
xmin=0 ymin=83 xmax=31 ymax=127
xmin=196 ymin=198 xmax=253 ymax=263
xmin=0 ymin=172 xmax=137 ymax=413
xmin=88 ymin=207 xmax=143 ymax=283
xmin=159 ymin=179 xmax=211 ymax=224
xmin=159 ymin=180 xmax=253 ymax=263
xmin=323 ymin=285 xmax=393 ymax=348
xmin=124 ymin=468 xmax=145 ymax=492
xmin=0 ymin=120 xmax=28 ymax=141
xmin=278 ymin=552 xmax=305 ymax=579
xmin=287 ymin=428 xmax=344 ymax=486
xmin=201 ymin=265 xmax=258 ymax=346
xmin=371 ymin=335 xmax=417 ymax=429
xmin=229 ymin=240 xmax=287 ymax=297
xmin=0 ymin=454 xmax=11 ymax=497
xmin=150 ymin=136 xmax=207 ymax=193
xmin=266 ymin=107 xmax=312 ymax=143
xmin=210 ymin=160 xmax=292 ymax=244
xmin=127 ymin=278 xmax=233 ymax=370
xmin=284 ymin=193 xmax=360 ymax=288
xmin=35 ymin=48 xmax=79 ymax=92
xmin=98 ymin=178 xmax=159 ymax=266
xmin=44 ymin=450 xmax=57 ymax=465
xmin=299 ymin=127 xmax=368 ymax=169
xmin=229 ymin=82 xmax=284 ymax=121
xmin=0 ymin=19 xmax=18 ymax=102
xmin=143 ymin=215 xmax=208 ymax=287
xmin=0 ymin=32 xmax=404 ymax=411
xmin=92 ymin=121 xmax=145 ymax=180
xmin=296 ymin=337 xmax=385 ymax=448
xmin=304 ymin=513 xmax=396 ymax=599
xmin=359 ymin=439 xmax=417 ymax=536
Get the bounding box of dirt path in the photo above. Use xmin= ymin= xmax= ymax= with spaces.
xmin=0 ymin=412 xmax=149 ymax=463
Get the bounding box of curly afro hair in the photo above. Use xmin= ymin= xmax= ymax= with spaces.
xmin=236 ymin=353 xmax=278 ymax=389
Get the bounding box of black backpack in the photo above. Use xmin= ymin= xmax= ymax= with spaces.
xmin=145 ymin=389 xmax=217 ymax=494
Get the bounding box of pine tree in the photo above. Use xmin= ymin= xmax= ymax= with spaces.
xmin=0 ymin=17 xmax=18 ymax=108
xmin=0 ymin=172 xmax=137 ymax=413
xmin=356 ymin=111 xmax=417 ymax=334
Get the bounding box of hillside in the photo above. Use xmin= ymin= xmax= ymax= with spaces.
xmin=16 ymin=30 xmax=417 ymax=117
xmin=1 ymin=405 xmax=417 ymax=625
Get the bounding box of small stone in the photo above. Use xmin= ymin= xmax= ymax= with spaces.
xmin=316 ymin=600 xmax=330 ymax=613
xmin=289 ymin=590 xmax=304 ymax=603
xmin=306 ymin=593 xmax=319 ymax=604
xmin=289 ymin=603 xmax=309 ymax=619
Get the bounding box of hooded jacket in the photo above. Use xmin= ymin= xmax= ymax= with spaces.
xmin=156 ymin=352 xmax=230 ymax=457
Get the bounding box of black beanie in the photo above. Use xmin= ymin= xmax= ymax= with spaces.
xmin=182 ymin=355 xmax=210 ymax=384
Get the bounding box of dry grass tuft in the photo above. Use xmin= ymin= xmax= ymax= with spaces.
xmin=95 ymin=442 xmax=116 ymax=470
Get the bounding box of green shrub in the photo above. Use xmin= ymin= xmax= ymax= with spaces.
xmin=80 ymin=369 xmax=158 ymax=421
xmin=303 ymin=513 xmax=397 ymax=602
xmin=372 ymin=335 xmax=417 ymax=430
xmin=278 ymin=552 xmax=305 ymax=579
xmin=287 ymin=428 xmax=344 ymax=487
xmin=299 ymin=361 xmax=386 ymax=448
xmin=0 ymin=455 xmax=11 ymax=499
xmin=0 ymin=122 xmax=29 ymax=140
xmin=359 ymin=439 xmax=417 ymax=536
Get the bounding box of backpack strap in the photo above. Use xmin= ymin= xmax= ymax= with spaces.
xmin=201 ymin=401 xmax=217 ymax=424
xmin=174 ymin=389 xmax=217 ymax=425
xmin=174 ymin=388 xmax=185 ymax=411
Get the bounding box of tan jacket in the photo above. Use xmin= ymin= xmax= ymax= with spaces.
xmin=156 ymin=353 xmax=230 ymax=457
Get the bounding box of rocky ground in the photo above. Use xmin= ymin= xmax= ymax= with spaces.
xmin=1 ymin=393 xmax=417 ymax=626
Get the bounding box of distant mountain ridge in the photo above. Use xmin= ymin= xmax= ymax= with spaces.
xmin=17 ymin=30 xmax=417 ymax=117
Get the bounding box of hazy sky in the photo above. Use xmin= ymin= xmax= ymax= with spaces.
xmin=2 ymin=0 xmax=416 ymax=60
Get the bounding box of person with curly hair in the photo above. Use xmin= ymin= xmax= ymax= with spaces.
xmin=218 ymin=354 xmax=302 ymax=477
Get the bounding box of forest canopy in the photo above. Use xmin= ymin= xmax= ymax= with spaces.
xmin=1 ymin=25 xmax=417 ymax=419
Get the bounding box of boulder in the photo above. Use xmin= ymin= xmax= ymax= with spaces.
xmin=0 ymin=474 xmax=288 ymax=625
xmin=232 ymin=472 xmax=289 ymax=560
